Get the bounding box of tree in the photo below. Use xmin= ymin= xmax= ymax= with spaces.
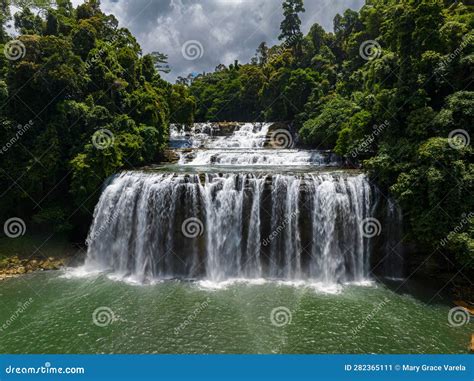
xmin=278 ymin=0 xmax=305 ymax=58
xmin=0 ymin=0 xmax=11 ymax=43
xmin=169 ymin=84 xmax=196 ymax=126
xmin=150 ymin=51 xmax=171 ymax=73
xmin=256 ymin=41 xmax=269 ymax=66
xmin=14 ymin=6 xmax=43 ymax=34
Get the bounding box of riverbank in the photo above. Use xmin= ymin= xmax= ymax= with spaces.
xmin=0 ymin=235 xmax=84 ymax=281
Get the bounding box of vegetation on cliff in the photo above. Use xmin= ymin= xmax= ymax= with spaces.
xmin=0 ymin=0 xmax=188 ymax=236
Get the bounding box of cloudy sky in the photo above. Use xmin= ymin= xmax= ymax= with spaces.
xmin=71 ymin=0 xmax=365 ymax=82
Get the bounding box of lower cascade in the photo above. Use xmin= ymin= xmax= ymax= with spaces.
xmin=85 ymin=171 xmax=378 ymax=283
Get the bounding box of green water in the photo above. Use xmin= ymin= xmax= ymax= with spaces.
xmin=0 ymin=271 xmax=470 ymax=354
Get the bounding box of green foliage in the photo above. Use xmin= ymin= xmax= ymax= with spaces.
xmin=300 ymin=95 xmax=358 ymax=148
xmin=390 ymin=138 xmax=473 ymax=268
xmin=0 ymin=1 xmax=170 ymax=236
xmin=169 ymin=84 xmax=196 ymax=126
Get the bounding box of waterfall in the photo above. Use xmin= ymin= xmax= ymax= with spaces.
xmin=170 ymin=123 xmax=340 ymax=166
xmin=170 ymin=122 xmax=270 ymax=149
xmin=84 ymin=122 xmax=402 ymax=284
xmin=85 ymin=172 xmax=376 ymax=283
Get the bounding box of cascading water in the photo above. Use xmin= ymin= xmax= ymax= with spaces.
xmin=85 ymin=172 xmax=374 ymax=283
xmin=170 ymin=123 xmax=340 ymax=166
xmin=84 ymin=122 xmax=399 ymax=284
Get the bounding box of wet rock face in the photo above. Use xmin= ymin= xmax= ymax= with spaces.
xmin=162 ymin=149 xmax=180 ymax=163
xmin=0 ymin=256 xmax=66 ymax=280
xmin=210 ymin=122 xmax=244 ymax=135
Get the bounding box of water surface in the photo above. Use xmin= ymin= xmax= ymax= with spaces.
xmin=0 ymin=271 xmax=469 ymax=354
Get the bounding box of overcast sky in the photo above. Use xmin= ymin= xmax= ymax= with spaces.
xmin=70 ymin=0 xmax=365 ymax=82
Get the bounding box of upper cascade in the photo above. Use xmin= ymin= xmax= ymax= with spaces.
xmin=169 ymin=122 xmax=341 ymax=167
xmin=170 ymin=122 xmax=272 ymax=149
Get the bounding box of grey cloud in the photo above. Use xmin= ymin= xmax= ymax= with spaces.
xmin=93 ymin=0 xmax=365 ymax=82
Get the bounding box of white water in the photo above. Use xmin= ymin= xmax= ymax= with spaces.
xmin=171 ymin=123 xmax=339 ymax=166
xmin=84 ymin=123 xmax=401 ymax=284
xmin=170 ymin=122 xmax=271 ymax=149
xmin=84 ymin=172 xmax=375 ymax=283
